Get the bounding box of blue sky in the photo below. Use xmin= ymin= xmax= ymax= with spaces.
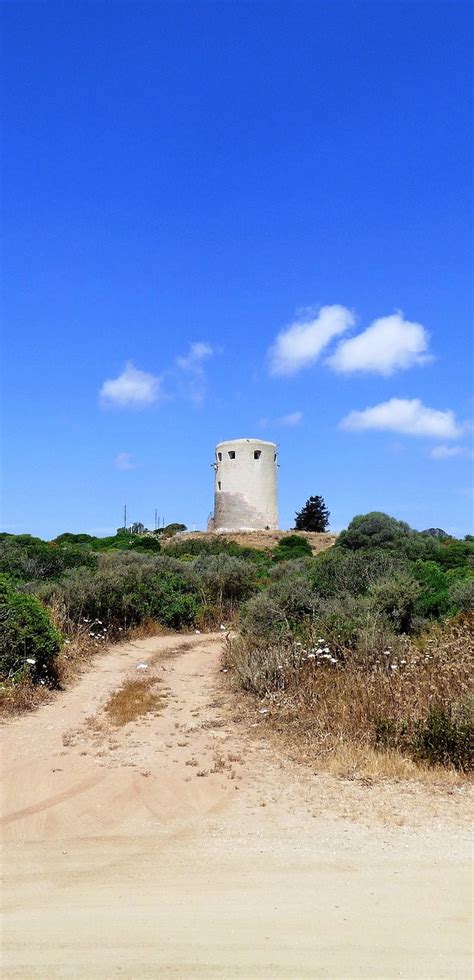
xmin=2 ymin=1 xmax=473 ymax=539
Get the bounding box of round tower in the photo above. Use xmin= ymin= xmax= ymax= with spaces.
xmin=210 ymin=438 xmax=278 ymax=532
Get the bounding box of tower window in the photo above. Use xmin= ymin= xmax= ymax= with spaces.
xmin=228 ymin=450 xmax=236 ymax=459
xmin=218 ymin=481 xmax=221 ymax=491
xmin=254 ymin=450 xmax=261 ymax=460
xmin=217 ymin=452 xmax=222 ymax=461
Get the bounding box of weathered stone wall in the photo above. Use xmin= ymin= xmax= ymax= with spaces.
xmin=211 ymin=438 xmax=278 ymax=532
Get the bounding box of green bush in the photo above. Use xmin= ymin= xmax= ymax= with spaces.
xmin=448 ymin=577 xmax=474 ymax=612
xmin=368 ymin=573 xmax=422 ymax=633
xmin=336 ymin=512 xmax=413 ymax=551
xmin=0 ymin=533 xmax=97 ymax=583
xmin=185 ymin=555 xmax=259 ymax=611
xmin=435 ymin=539 xmax=474 ymax=571
xmin=310 ymin=547 xmax=408 ymax=598
xmin=240 ymin=591 xmax=292 ymax=642
xmin=0 ymin=577 xmax=62 ymax=679
xmin=165 ymin=536 xmax=269 ymax=564
xmin=40 ymin=553 xmax=199 ymax=632
xmin=414 ymin=702 xmax=473 ymax=771
xmin=273 ymin=535 xmax=313 ymax=561
xmin=129 ymin=536 xmax=162 ymax=553
xmin=413 ymin=561 xmax=451 ymax=619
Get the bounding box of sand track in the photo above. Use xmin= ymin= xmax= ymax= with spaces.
xmin=1 ymin=633 xmax=472 ymax=978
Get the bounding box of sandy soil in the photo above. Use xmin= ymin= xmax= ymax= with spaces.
xmin=1 ymin=633 xmax=472 ymax=979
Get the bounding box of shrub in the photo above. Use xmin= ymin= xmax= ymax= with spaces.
xmin=52 ymin=533 xmax=98 ymax=546
xmin=130 ymin=536 xmax=162 ymax=553
xmin=273 ymin=535 xmax=313 ymax=561
xmin=0 ymin=577 xmax=62 ymax=680
xmin=336 ymin=512 xmax=412 ymax=551
xmin=37 ymin=553 xmax=199 ymax=632
xmin=240 ymin=571 xmax=321 ymax=642
xmin=414 ymin=701 xmax=473 ymax=771
xmin=448 ymin=577 xmax=474 ymax=612
xmin=367 ymin=573 xmax=422 ymax=633
xmin=165 ymin=536 xmax=268 ymax=564
xmin=413 ymin=561 xmax=451 ymax=619
xmin=0 ymin=533 xmax=97 ymax=583
xmin=310 ymin=547 xmax=408 ymax=598
xmin=240 ymin=593 xmax=292 ymax=643
xmin=227 ymin=613 xmax=474 ymax=771
xmin=185 ymin=555 xmax=259 ymax=612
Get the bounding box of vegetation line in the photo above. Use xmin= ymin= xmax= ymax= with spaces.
xmin=1 ymin=511 xmax=472 ymax=776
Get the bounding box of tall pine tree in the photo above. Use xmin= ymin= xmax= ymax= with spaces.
xmin=294 ymin=495 xmax=330 ymax=532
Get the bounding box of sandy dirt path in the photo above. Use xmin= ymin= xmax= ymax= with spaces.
xmin=1 ymin=632 xmax=472 ymax=979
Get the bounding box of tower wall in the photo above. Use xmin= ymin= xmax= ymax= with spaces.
xmin=211 ymin=438 xmax=278 ymax=532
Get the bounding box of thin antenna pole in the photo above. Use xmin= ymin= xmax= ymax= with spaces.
xmin=154 ymin=508 xmax=158 ymax=531
xmin=124 ymin=504 xmax=127 ymax=530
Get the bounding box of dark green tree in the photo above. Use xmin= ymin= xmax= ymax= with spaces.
xmin=294 ymin=496 xmax=330 ymax=532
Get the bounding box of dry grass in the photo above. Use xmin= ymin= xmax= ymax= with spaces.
xmin=0 ymin=675 xmax=54 ymax=718
xmin=163 ymin=529 xmax=337 ymax=556
xmin=0 ymin=606 xmax=177 ymax=719
xmin=103 ymin=676 xmax=165 ymax=727
xmin=225 ymin=615 xmax=474 ymax=782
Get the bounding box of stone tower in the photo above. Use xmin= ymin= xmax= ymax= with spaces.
xmin=209 ymin=438 xmax=278 ymax=532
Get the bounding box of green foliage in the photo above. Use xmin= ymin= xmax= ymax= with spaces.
xmin=413 ymin=561 xmax=451 ymax=618
xmin=414 ymin=702 xmax=473 ymax=771
xmin=241 ymin=572 xmax=320 ymax=642
xmin=434 ymin=539 xmax=474 ymax=570
xmin=129 ymin=536 xmax=162 ymax=553
xmin=165 ymin=536 xmax=269 ymax=565
xmin=273 ymin=535 xmax=313 ymax=561
xmin=156 ymin=523 xmax=187 ymax=538
xmin=310 ymin=547 xmax=408 ymax=598
xmin=367 ymin=573 xmax=421 ymax=633
xmin=294 ymin=495 xmax=330 ymax=532
xmin=0 ymin=576 xmax=62 ymax=679
xmin=337 ymin=512 xmax=412 ymax=551
xmin=52 ymin=533 xmax=97 ymax=546
xmin=0 ymin=533 xmax=97 ymax=583
xmin=240 ymin=592 xmax=293 ymax=642
xmin=38 ymin=553 xmax=199 ymax=632
xmin=448 ymin=577 xmax=474 ymax=612
xmin=185 ymin=555 xmax=259 ymax=610
xmin=337 ymin=513 xmax=474 ymax=570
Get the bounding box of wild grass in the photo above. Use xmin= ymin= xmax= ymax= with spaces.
xmin=103 ymin=675 xmax=166 ymax=727
xmin=0 ymin=605 xmax=169 ymax=719
xmin=225 ymin=614 xmax=473 ymax=777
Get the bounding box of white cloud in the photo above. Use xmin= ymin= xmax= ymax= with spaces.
xmin=268 ymin=305 xmax=355 ymax=376
xmin=114 ymin=452 xmax=136 ymax=470
xmin=259 ymin=410 xmax=303 ymax=429
xmin=176 ymin=341 xmax=215 ymax=403
xmin=327 ymin=313 xmax=431 ymax=375
xmin=430 ymin=445 xmax=473 ymax=459
xmin=100 ymin=362 xmax=161 ymax=408
xmin=176 ymin=341 xmax=214 ymax=371
xmin=279 ymin=411 xmax=303 ymax=426
xmin=340 ymin=398 xmax=462 ymax=439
